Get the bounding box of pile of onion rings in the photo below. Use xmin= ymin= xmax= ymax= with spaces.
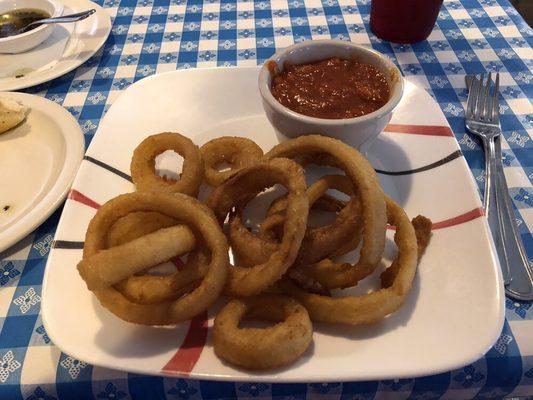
xmin=77 ymin=132 xmax=432 ymax=371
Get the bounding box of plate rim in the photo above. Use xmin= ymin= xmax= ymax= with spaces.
xmin=0 ymin=92 xmax=85 ymax=253
xmin=0 ymin=0 xmax=111 ymax=91
xmin=42 ymin=67 xmax=505 ymax=382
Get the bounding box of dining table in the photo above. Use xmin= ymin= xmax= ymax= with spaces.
xmin=0 ymin=0 xmax=532 ymax=398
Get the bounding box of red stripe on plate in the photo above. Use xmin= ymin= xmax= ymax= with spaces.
xmin=384 ymin=124 xmax=454 ymax=137
xmin=388 ymin=207 xmax=484 ymax=231
xmin=161 ymin=311 xmax=208 ymax=375
xmin=68 ymin=190 xmax=101 ymax=209
xmin=431 ymin=207 xmax=484 ymax=230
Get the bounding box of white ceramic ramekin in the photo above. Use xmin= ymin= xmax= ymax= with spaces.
xmin=258 ymin=40 xmax=404 ymax=151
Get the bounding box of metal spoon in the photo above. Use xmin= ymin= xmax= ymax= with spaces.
xmin=17 ymin=9 xmax=96 ymax=34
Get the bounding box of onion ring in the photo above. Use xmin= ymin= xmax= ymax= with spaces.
xmin=206 ymin=158 xmax=308 ymax=297
xmin=130 ymin=132 xmax=203 ymax=196
xmin=79 ymin=225 xmax=196 ymax=291
xmin=213 ymin=295 xmax=313 ymax=370
xmin=229 ymin=175 xmax=363 ymax=269
xmin=106 ymin=211 xmax=206 ymax=305
xmin=106 ymin=211 xmax=178 ymax=248
xmin=264 ymin=135 xmax=387 ymax=282
xmin=78 ymin=192 xmax=228 ymax=325
xmin=279 ymin=196 xmax=419 ymax=325
xmin=260 ymin=175 xmax=363 ymax=265
xmin=200 ymin=136 xmax=263 ymax=186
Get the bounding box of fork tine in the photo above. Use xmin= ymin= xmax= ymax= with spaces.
xmin=466 ymin=75 xmax=480 ymax=118
xmin=483 ymin=72 xmax=492 ymax=120
xmin=474 ymin=74 xmax=485 ymax=118
xmin=492 ymin=73 xmax=500 ymax=123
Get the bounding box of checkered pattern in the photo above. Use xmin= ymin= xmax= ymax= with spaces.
xmin=1 ymin=0 xmax=532 ymax=398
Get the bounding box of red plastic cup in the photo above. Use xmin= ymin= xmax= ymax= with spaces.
xmin=370 ymin=0 xmax=444 ymax=44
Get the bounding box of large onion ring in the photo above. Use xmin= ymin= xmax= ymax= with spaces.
xmin=213 ymin=295 xmax=313 ymax=370
xmin=130 ymin=132 xmax=203 ymax=196
xmin=77 ymin=192 xmax=228 ymax=325
xmin=200 ymin=136 xmax=263 ymax=186
xmin=206 ymin=158 xmax=308 ymax=297
xmin=279 ymin=196 xmax=418 ymax=325
xmin=265 ymin=135 xmax=387 ymax=282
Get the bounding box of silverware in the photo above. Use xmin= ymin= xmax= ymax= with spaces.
xmin=16 ymin=9 xmax=96 ymax=34
xmin=466 ymin=73 xmax=533 ymax=301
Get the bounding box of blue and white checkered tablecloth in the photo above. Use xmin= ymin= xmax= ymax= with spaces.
xmin=1 ymin=0 xmax=532 ymax=398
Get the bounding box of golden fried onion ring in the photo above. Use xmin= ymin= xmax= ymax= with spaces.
xmin=265 ymin=135 xmax=387 ymax=282
xmin=280 ymin=196 xmax=419 ymax=325
xmin=200 ymin=136 xmax=263 ymax=186
xmin=229 ymin=175 xmax=362 ymax=268
xmin=78 ymin=192 xmax=228 ymax=325
xmin=261 ymin=175 xmax=363 ymax=266
xmin=106 ymin=211 xmax=206 ymax=305
xmin=213 ymin=295 xmax=313 ymax=370
xmin=130 ymin=132 xmax=204 ymax=196
xmin=206 ymin=158 xmax=308 ymax=297
xmin=79 ymin=225 xmax=196 ymax=291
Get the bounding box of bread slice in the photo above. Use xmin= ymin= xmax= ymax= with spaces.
xmin=0 ymin=97 xmax=28 ymax=134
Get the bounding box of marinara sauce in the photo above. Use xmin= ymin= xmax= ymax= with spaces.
xmin=270 ymin=58 xmax=390 ymax=119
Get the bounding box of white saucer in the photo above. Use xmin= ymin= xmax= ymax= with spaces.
xmin=0 ymin=92 xmax=84 ymax=253
xmin=0 ymin=0 xmax=111 ymax=91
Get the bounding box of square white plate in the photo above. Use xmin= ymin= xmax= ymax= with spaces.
xmin=42 ymin=67 xmax=504 ymax=382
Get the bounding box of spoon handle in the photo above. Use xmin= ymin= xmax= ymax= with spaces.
xmin=26 ymin=9 xmax=96 ymax=29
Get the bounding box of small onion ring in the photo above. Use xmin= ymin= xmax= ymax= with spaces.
xmin=130 ymin=132 xmax=203 ymax=196
xmin=279 ymin=196 xmax=418 ymax=325
xmin=200 ymin=136 xmax=263 ymax=186
xmin=206 ymin=158 xmax=308 ymax=297
xmin=79 ymin=225 xmax=196 ymax=291
xmin=106 ymin=211 xmax=206 ymax=305
xmin=213 ymin=295 xmax=313 ymax=370
xmin=78 ymin=192 xmax=228 ymax=325
xmin=265 ymin=135 xmax=387 ymax=282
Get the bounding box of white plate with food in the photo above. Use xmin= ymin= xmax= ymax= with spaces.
xmin=42 ymin=66 xmax=504 ymax=382
xmin=0 ymin=92 xmax=84 ymax=254
xmin=0 ymin=0 xmax=111 ymax=91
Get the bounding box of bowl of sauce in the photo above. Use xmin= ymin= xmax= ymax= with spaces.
xmin=0 ymin=0 xmax=63 ymax=54
xmin=259 ymin=40 xmax=403 ymax=151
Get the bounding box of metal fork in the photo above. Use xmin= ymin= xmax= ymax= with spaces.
xmin=466 ymin=73 xmax=533 ymax=300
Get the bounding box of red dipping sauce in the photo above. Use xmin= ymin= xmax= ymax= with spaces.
xmin=370 ymin=0 xmax=443 ymax=44
xmin=270 ymin=58 xmax=390 ymax=120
